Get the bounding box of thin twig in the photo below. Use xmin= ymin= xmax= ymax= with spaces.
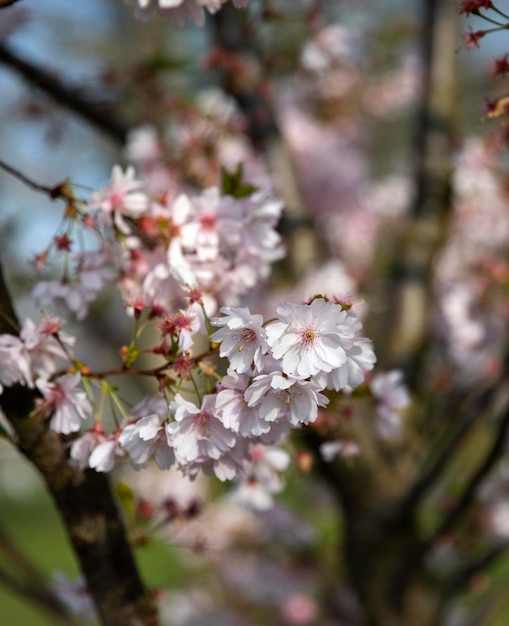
xmin=85 ymin=347 xmax=219 ymax=380
xmin=0 ymin=157 xmax=67 ymax=198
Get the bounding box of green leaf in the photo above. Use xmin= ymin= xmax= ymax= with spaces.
xmin=221 ymin=164 xmax=257 ymax=199
xmin=125 ymin=345 xmax=141 ymax=368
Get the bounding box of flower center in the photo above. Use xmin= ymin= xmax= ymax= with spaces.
xmin=110 ymin=191 xmax=124 ymax=211
xmin=238 ymin=328 xmax=256 ymax=351
xmin=301 ymin=327 xmax=317 ymax=346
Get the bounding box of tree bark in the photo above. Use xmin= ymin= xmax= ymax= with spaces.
xmin=0 ymin=261 xmax=158 ymax=626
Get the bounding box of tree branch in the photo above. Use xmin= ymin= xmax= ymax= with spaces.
xmin=0 ymin=0 xmax=23 ymax=8
xmin=427 ymin=404 xmax=509 ymax=547
xmin=399 ymin=381 xmax=500 ymax=519
xmin=392 ymin=395 xmax=509 ymax=602
xmin=0 ymin=260 xmax=158 ymax=626
xmin=0 ymin=41 xmax=128 ymax=143
xmin=0 ymin=564 xmax=79 ymax=626
xmin=445 ymin=542 xmax=509 ymax=597
xmin=380 ymin=0 xmax=458 ymax=380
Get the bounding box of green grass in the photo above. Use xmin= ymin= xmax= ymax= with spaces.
xmin=0 ymin=470 xmax=184 ymax=626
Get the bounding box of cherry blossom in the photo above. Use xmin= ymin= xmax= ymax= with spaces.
xmin=167 ymin=394 xmax=237 ymax=469
xmin=36 ymin=373 xmax=92 ymax=435
xmin=32 ymin=280 xmax=95 ymax=321
xmin=89 ymin=165 xmax=148 ymax=234
xmin=244 ymin=371 xmax=329 ymax=428
xmin=215 ymin=370 xmax=271 ymax=437
xmin=32 ymin=250 xmax=116 ymax=320
xmin=70 ymin=429 xmax=109 ymax=471
xmin=320 ymin=440 xmax=360 ymax=462
xmin=266 ymin=299 xmax=354 ymax=378
xmin=369 ymin=370 xmax=410 ymax=438
xmin=0 ymin=318 xmax=73 ymax=392
xmin=89 ymin=439 xmax=122 ymax=473
xmin=230 ymin=445 xmax=291 ymax=511
xmin=120 ymin=413 xmax=175 ymax=470
xmin=315 ymin=338 xmax=376 ymax=392
xmin=211 ymin=307 xmax=268 ymax=374
xmin=0 ymin=335 xmax=30 ymax=392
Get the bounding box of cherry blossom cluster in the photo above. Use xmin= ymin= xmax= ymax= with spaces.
xmin=0 ymin=149 xmax=387 ymax=504
xmin=66 ymin=298 xmax=374 ymax=484
xmin=0 ymin=160 xmax=380 ymax=502
xmin=126 ymin=0 xmax=250 ymax=29
xmin=0 ymin=317 xmax=91 ymax=434
xmin=126 ymin=89 xmax=270 ymax=190
xmin=32 ymin=165 xmax=284 ymax=321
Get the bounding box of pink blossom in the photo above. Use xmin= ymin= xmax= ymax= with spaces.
xmin=320 ymin=440 xmax=360 ymax=462
xmin=167 ymin=394 xmax=237 ymax=467
xmin=33 ymin=248 xmax=116 ymax=321
xmin=236 ymin=191 xmax=285 ymax=263
xmin=125 ymin=125 xmax=162 ymax=165
xmin=21 ymin=318 xmax=73 ymax=378
xmin=316 ymin=338 xmax=376 ymax=391
xmin=75 ymin=247 xmax=117 ymax=294
xmin=0 ymin=318 xmax=73 ymax=392
xmin=313 ymin=309 xmax=376 ymax=391
xmin=369 ymin=370 xmax=410 ymax=438
xmin=177 ymin=303 xmax=207 ymax=351
xmin=70 ymin=430 xmax=106 ymax=471
xmin=32 ymin=280 xmax=95 ymax=321
xmin=215 ymin=370 xmax=271 ymax=437
xmin=245 ymin=371 xmax=329 ymax=427
xmin=266 ymin=299 xmax=354 ymax=378
xmin=36 ymin=373 xmax=92 ymax=435
xmin=71 ymin=429 xmax=124 ymax=473
xmin=89 ymin=438 xmax=121 ymax=473
xmin=229 ymin=479 xmax=276 ymax=511
xmin=230 ymin=444 xmax=292 ymax=511
xmin=89 ymin=165 xmax=148 ymax=234
xmin=281 ymin=593 xmax=319 ymax=625
xmin=301 ymin=24 xmax=358 ymax=72
xmin=120 ymin=413 xmax=175 ymax=470
xmin=198 ymin=440 xmax=248 ymax=481
xmin=0 ymin=335 xmax=31 ymax=391
xmin=211 ymin=306 xmax=268 ymax=374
